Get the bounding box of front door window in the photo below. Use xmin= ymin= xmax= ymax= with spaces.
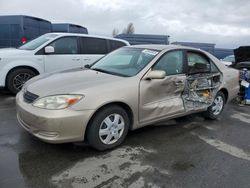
xmin=153 ymin=50 xmax=184 ymax=75
xmin=50 ymin=37 xmax=78 ymax=54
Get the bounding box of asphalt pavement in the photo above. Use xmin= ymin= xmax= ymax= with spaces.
xmin=0 ymin=90 xmax=250 ymax=188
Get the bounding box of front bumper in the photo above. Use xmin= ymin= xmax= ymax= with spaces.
xmin=16 ymin=92 xmax=95 ymax=143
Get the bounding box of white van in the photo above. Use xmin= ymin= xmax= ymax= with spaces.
xmin=0 ymin=33 xmax=129 ymax=94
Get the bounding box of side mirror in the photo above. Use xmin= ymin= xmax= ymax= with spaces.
xmin=145 ymin=70 xmax=166 ymax=80
xmin=44 ymin=46 xmax=55 ymax=54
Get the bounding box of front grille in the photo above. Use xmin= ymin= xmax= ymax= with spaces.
xmin=23 ymin=91 xmax=39 ymax=103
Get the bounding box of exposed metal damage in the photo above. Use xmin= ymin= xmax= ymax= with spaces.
xmin=182 ymin=73 xmax=222 ymax=111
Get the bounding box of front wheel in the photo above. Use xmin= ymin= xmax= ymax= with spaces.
xmin=203 ymin=91 xmax=225 ymax=120
xmin=6 ymin=68 xmax=36 ymax=94
xmin=87 ymin=105 xmax=130 ymax=151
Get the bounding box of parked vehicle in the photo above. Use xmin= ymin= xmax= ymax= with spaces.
xmin=0 ymin=15 xmax=51 ymax=48
xmin=220 ymin=55 xmax=235 ymax=66
xmin=0 ymin=33 xmax=129 ymax=94
xmin=231 ymin=46 xmax=250 ymax=70
xmin=16 ymin=45 xmax=239 ymax=151
xmin=214 ymin=48 xmax=234 ymax=59
xmin=52 ymin=23 xmax=88 ymax=34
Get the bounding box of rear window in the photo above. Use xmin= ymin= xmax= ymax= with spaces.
xmin=187 ymin=52 xmax=211 ymax=74
xmin=188 ymin=52 xmax=209 ymax=66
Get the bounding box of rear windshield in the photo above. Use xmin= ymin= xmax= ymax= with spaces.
xmin=19 ymin=34 xmax=58 ymax=50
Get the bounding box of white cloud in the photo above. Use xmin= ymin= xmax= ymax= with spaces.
xmin=0 ymin=0 xmax=250 ymax=48
xmin=82 ymin=0 xmax=122 ymax=10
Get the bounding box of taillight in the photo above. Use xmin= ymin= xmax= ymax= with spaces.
xmin=21 ymin=37 xmax=27 ymax=44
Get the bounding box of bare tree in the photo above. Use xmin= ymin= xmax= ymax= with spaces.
xmin=112 ymin=23 xmax=135 ymax=36
xmin=112 ymin=28 xmax=119 ymax=37
xmin=122 ymin=23 xmax=135 ymax=34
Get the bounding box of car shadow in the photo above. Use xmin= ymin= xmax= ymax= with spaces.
xmin=0 ymin=88 xmax=13 ymax=96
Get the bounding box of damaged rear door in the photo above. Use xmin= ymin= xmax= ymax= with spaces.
xmin=182 ymin=51 xmax=222 ymax=112
xmin=139 ymin=50 xmax=186 ymax=123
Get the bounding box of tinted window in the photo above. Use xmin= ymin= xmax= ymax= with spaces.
xmin=81 ymin=37 xmax=108 ymax=54
xmin=109 ymin=40 xmax=126 ymax=51
xmin=153 ymin=51 xmax=184 ymax=75
xmin=50 ymin=37 xmax=78 ymax=54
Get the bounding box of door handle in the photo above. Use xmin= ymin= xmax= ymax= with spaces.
xmin=72 ymin=58 xmax=80 ymax=61
xmin=83 ymin=58 xmax=91 ymax=61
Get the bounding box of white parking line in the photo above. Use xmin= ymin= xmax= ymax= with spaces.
xmin=191 ymin=132 xmax=250 ymax=161
xmin=183 ymin=122 xmax=198 ymax=129
xmin=183 ymin=122 xmax=217 ymax=131
xmin=231 ymin=113 xmax=250 ymax=124
xmin=203 ymin=125 xmax=217 ymax=131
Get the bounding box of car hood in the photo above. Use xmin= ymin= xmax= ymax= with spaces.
xmin=234 ymin=46 xmax=250 ymax=63
xmin=0 ymin=48 xmax=32 ymax=57
xmin=26 ymin=68 xmax=124 ymax=96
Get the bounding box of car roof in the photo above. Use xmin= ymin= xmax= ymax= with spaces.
xmin=127 ymin=44 xmax=204 ymax=52
xmin=50 ymin=32 xmax=129 ymax=44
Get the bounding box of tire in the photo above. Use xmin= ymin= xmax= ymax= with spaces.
xmin=203 ymin=91 xmax=225 ymax=120
xmin=87 ymin=105 xmax=130 ymax=151
xmin=6 ymin=68 xmax=37 ymax=94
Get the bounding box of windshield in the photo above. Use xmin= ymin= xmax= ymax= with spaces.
xmin=91 ymin=47 xmax=159 ymax=77
xmin=19 ymin=34 xmax=58 ymax=50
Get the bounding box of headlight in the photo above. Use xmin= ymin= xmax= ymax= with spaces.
xmin=33 ymin=95 xmax=83 ymax=110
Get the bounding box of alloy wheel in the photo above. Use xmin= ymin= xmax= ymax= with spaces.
xmin=212 ymin=95 xmax=224 ymax=115
xmin=13 ymin=73 xmax=31 ymax=91
xmin=99 ymin=113 xmax=125 ymax=145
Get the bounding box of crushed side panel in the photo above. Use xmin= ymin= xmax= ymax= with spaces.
xmin=139 ymin=75 xmax=186 ymax=123
xmin=182 ymin=73 xmax=222 ymax=111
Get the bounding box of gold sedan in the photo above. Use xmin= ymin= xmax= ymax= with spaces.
xmin=16 ymin=45 xmax=239 ymax=150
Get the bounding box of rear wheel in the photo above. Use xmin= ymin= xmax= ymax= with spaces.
xmin=87 ymin=105 xmax=130 ymax=151
xmin=6 ymin=68 xmax=36 ymax=94
xmin=204 ymin=91 xmax=225 ymax=120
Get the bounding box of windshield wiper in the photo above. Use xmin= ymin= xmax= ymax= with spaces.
xmin=91 ymin=68 xmax=128 ymax=77
xmin=91 ymin=68 xmax=113 ymax=74
xmin=84 ymin=64 xmax=91 ymax=69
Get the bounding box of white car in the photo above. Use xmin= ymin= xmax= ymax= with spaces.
xmin=0 ymin=33 xmax=129 ymax=94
